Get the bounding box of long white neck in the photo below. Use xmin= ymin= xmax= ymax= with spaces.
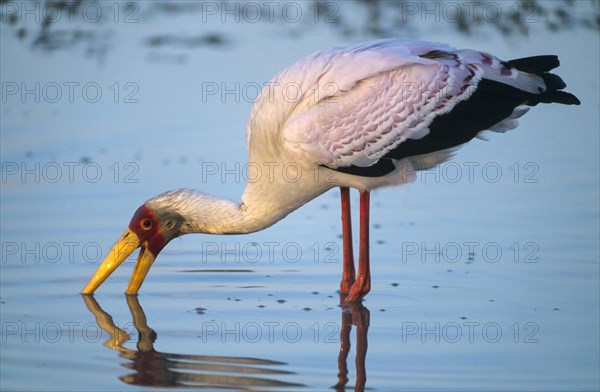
xmin=146 ymin=177 xmax=331 ymax=236
xmin=146 ymin=189 xmax=267 ymax=235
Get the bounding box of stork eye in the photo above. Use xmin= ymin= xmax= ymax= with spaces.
xmin=141 ymin=219 xmax=153 ymax=230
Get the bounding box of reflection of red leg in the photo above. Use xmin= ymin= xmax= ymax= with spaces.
xmin=339 ymin=187 xmax=355 ymax=294
xmin=336 ymin=299 xmax=369 ymax=391
xmin=335 ymin=307 xmax=352 ymax=390
xmin=353 ymin=304 xmax=369 ymax=390
xmin=346 ymin=191 xmax=371 ymax=302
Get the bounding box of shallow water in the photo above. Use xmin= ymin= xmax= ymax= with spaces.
xmin=1 ymin=2 xmax=599 ymax=391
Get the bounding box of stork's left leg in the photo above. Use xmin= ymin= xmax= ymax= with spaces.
xmin=339 ymin=187 xmax=355 ymax=294
xmin=345 ymin=191 xmax=371 ymax=302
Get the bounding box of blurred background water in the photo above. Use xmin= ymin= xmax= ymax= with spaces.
xmin=1 ymin=1 xmax=599 ymax=391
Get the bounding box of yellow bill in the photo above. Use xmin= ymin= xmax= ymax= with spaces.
xmin=81 ymin=228 xmax=156 ymax=295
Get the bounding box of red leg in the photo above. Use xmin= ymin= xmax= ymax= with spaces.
xmin=339 ymin=187 xmax=355 ymax=294
xmin=346 ymin=191 xmax=371 ymax=302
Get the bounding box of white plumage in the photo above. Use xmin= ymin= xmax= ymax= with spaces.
xmin=82 ymin=38 xmax=580 ymax=301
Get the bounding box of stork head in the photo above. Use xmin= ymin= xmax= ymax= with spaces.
xmin=82 ymin=189 xmax=251 ymax=295
xmin=81 ymin=201 xmax=184 ymax=295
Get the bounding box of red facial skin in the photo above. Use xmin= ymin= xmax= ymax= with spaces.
xmin=128 ymin=205 xmax=168 ymax=257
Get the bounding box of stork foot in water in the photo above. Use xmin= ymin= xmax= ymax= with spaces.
xmin=341 ymin=189 xmax=372 ymax=302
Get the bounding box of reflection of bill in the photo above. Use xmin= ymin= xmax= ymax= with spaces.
xmin=81 ymin=295 xmax=304 ymax=389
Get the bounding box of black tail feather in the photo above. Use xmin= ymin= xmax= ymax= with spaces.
xmin=541 ymin=73 xmax=567 ymax=90
xmin=548 ymin=90 xmax=581 ymax=105
xmin=508 ymin=55 xmax=580 ymax=106
xmin=507 ymin=55 xmax=560 ymax=73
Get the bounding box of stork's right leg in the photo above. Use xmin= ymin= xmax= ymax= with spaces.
xmin=345 ymin=191 xmax=371 ymax=302
xmin=340 ymin=187 xmax=355 ymax=294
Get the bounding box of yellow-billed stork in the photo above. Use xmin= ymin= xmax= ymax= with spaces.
xmin=82 ymin=39 xmax=580 ymax=302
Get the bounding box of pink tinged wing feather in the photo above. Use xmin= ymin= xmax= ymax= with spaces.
xmin=281 ymin=41 xmax=484 ymax=169
xmin=248 ymin=39 xmax=547 ymax=170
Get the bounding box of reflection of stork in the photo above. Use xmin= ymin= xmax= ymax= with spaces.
xmin=81 ymin=295 xmax=303 ymax=389
xmin=81 ymin=39 xmax=580 ymax=301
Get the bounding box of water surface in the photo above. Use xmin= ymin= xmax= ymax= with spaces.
xmin=1 ymin=2 xmax=599 ymax=391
